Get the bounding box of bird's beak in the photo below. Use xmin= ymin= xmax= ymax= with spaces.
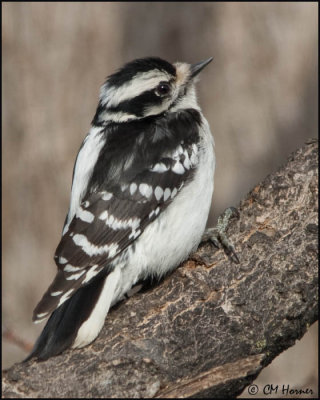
xmin=190 ymin=57 xmax=213 ymax=78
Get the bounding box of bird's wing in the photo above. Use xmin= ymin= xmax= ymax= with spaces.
xmin=33 ymin=142 xmax=199 ymax=322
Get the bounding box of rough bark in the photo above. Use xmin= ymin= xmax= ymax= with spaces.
xmin=2 ymin=139 xmax=318 ymax=398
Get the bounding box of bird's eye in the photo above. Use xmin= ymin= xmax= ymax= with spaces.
xmin=155 ymin=82 xmax=171 ymax=96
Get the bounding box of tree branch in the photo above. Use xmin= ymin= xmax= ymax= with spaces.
xmin=2 ymin=139 xmax=318 ymax=398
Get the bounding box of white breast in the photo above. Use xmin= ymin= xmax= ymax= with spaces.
xmin=114 ymin=117 xmax=215 ymax=301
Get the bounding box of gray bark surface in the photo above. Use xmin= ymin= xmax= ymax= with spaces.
xmin=2 ymin=140 xmax=318 ymax=398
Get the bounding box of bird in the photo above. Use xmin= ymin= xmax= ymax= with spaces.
xmin=25 ymin=56 xmax=217 ymax=361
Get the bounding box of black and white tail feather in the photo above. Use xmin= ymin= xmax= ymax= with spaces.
xmin=26 ymin=56 xmax=215 ymax=361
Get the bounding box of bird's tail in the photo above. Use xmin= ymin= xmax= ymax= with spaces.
xmin=24 ymin=267 xmax=121 ymax=361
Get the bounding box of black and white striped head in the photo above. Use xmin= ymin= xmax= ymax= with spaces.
xmin=93 ymin=57 xmax=213 ymax=125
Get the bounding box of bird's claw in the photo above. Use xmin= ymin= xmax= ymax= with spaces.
xmin=201 ymin=207 xmax=240 ymax=264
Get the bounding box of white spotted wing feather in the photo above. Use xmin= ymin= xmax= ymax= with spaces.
xmin=33 ymin=136 xmax=200 ymax=322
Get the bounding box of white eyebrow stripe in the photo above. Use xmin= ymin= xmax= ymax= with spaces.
xmin=97 ymin=109 xmax=137 ymax=123
xmin=100 ymin=70 xmax=171 ymax=107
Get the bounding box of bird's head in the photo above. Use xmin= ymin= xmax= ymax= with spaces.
xmin=93 ymin=56 xmax=213 ymax=125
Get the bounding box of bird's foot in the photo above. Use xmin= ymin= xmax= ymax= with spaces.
xmin=201 ymin=207 xmax=240 ymax=264
xmin=124 ymin=283 xmax=144 ymax=299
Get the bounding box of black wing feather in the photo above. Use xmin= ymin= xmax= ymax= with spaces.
xmin=33 ymin=109 xmax=201 ymax=321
